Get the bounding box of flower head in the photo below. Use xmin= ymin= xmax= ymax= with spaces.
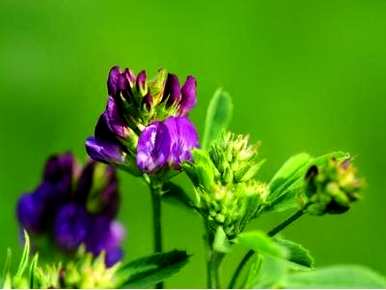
xmin=16 ymin=152 xmax=125 ymax=266
xmin=86 ymin=66 xmax=199 ymax=176
xmin=304 ymin=157 xmax=362 ymax=215
xmin=184 ymin=132 xmax=267 ymax=238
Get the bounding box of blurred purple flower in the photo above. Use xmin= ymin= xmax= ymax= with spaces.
xmin=16 ymin=152 xmax=125 ymax=266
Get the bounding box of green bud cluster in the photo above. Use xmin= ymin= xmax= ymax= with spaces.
xmin=61 ymin=246 xmax=119 ymax=288
xmin=184 ymin=132 xmax=268 ymax=238
xmin=305 ymin=158 xmax=362 ymax=215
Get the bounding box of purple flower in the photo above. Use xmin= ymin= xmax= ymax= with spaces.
xmin=16 ymin=152 xmax=125 ymax=266
xmin=136 ymin=116 xmax=199 ymax=173
xmin=86 ymin=66 xmax=199 ymax=175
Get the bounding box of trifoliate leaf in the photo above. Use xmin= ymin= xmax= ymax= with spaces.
xmin=274 ymin=238 xmax=314 ymax=268
xmin=284 ymin=265 xmax=386 ymax=288
xmin=202 ymin=88 xmax=233 ymax=149
xmin=116 ymin=250 xmax=189 ymax=288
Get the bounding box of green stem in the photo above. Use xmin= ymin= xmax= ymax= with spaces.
xmin=150 ymin=181 xmax=163 ymax=289
xmin=205 ymin=225 xmax=225 ymax=288
xmin=228 ymin=209 xmax=305 ymax=289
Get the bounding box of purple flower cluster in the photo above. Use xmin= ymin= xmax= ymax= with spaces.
xmin=86 ymin=66 xmax=200 ymax=174
xmin=16 ymin=152 xmax=125 ymax=266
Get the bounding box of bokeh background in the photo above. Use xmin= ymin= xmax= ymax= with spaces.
xmin=1 ymin=0 xmax=386 ymax=287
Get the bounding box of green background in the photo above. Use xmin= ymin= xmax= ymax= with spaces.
xmin=0 ymin=0 xmax=385 ymax=287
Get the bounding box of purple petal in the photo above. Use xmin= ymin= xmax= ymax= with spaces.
xmin=179 ymin=76 xmax=197 ymax=115
xmin=105 ymin=247 xmax=124 ymax=267
xmin=16 ymin=193 xmax=45 ymax=233
xmin=136 ymin=122 xmax=171 ymax=173
xmin=104 ymin=96 xmax=130 ymax=140
xmin=43 ymin=152 xmax=74 ymax=195
xmin=86 ymin=218 xmax=125 ymax=265
xmin=136 ymin=70 xmax=147 ymax=95
xmin=107 ymin=66 xmax=121 ymax=96
xmin=164 ymin=116 xmax=199 ymax=167
xmin=164 ymin=74 xmax=181 ymax=106
xmin=54 ymin=203 xmax=89 ymax=251
xmin=123 ymin=68 xmax=136 ymax=88
xmin=86 ymin=137 xmax=126 ymax=166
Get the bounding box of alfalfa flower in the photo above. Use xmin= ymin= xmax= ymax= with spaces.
xmin=304 ymin=157 xmax=362 ymax=215
xmin=16 ymin=152 xmax=125 ymax=266
xmin=86 ymin=66 xmax=199 ymax=175
xmin=184 ymin=132 xmax=267 ymax=238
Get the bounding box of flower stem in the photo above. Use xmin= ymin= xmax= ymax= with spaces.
xmin=150 ymin=182 xmax=163 ymax=289
xmin=205 ymin=225 xmax=225 ymax=288
xmin=228 ymin=209 xmax=305 ymax=288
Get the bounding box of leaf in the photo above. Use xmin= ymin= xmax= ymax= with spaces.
xmin=162 ymin=182 xmax=195 ymax=211
xmin=236 ymin=231 xmax=287 ymax=258
xmin=274 ymin=238 xmax=314 ymax=268
xmin=268 ymin=153 xmax=312 ymax=203
xmin=15 ymin=230 xmax=30 ymax=278
xmin=213 ymin=227 xmax=232 ymax=253
xmin=245 ymin=255 xmax=288 ymax=288
xmin=284 ymin=265 xmax=386 ymax=288
xmin=28 ymin=254 xmax=39 ymax=288
xmin=202 ymin=88 xmax=233 ymax=149
xmin=1 ymin=248 xmax=11 ymax=288
xmin=116 ymin=250 xmax=189 ymax=288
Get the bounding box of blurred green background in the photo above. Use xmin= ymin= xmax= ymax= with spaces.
xmin=1 ymin=0 xmax=386 ymax=287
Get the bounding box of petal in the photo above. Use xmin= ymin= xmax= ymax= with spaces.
xmin=54 ymin=203 xmax=89 ymax=251
xmin=136 ymin=70 xmax=147 ymax=95
xmin=163 ymin=116 xmax=199 ymax=167
xmin=16 ymin=193 xmax=45 ymax=233
xmin=86 ymin=217 xmax=125 ymax=265
xmin=136 ymin=122 xmax=171 ymax=173
xmin=85 ymin=137 xmax=126 ymax=166
xmin=164 ymin=73 xmax=181 ymax=106
xmin=107 ymin=66 xmax=121 ymax=96
xmin=43 ymin=152 xmax=74 ymax=194
xmin=179 ymin=76 xmax=197 ymax=115
xmin=104 ymin=96 xmax=130 ymax=140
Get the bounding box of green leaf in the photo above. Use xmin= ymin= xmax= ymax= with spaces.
xmin=246 ymin=255 xmax=288 ymax=288
xmin=1 ymin=248 xmax=11 ymax=288
xmin=274 ymin=238 xmax=314 ymax=268
xmin=268 ymin=153 xmax=312 ymax=203
xmin=116 ymin=250 xmax=189 ymax=288
xmin=284 ymin=265 xmax=386 ymax=288
xmin=202 ymin=88 xmax=233 ymax=149
xmin=236 ymin=231 xmax=287 ymax=258
xmin=15 ymin=231 xmax=30 ymax=278
xmin=162 ymin=182 xmax=195 ymax=211
xmin=28 ymin=254 xmax=39 ymax=288
xmin=213 ymin=227 xmax=232 ymax=253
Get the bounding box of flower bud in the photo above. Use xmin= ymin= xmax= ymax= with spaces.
xmin=185 ymin=131 xmax=267 ymax=238
xmin=305 ymin=157 xmax=362 ymax=215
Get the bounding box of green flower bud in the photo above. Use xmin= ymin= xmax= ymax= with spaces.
xmin=305 ymin=158 xmax=362 ymax=215
xmin=61 ymin=246 xmax=119 ymax=289
xmin=185 ymin=132 xmax=268 ymax=238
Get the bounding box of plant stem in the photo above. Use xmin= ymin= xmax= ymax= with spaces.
xmin=205 ymin=225 xmax=225 ymax=288
xmin=150 ymin=182 xmax=163 ymax=289
xmin=207 ymin=250 xmax=225 ymax=289
xmin=228 ymin=209 xmax=305 ymax=288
